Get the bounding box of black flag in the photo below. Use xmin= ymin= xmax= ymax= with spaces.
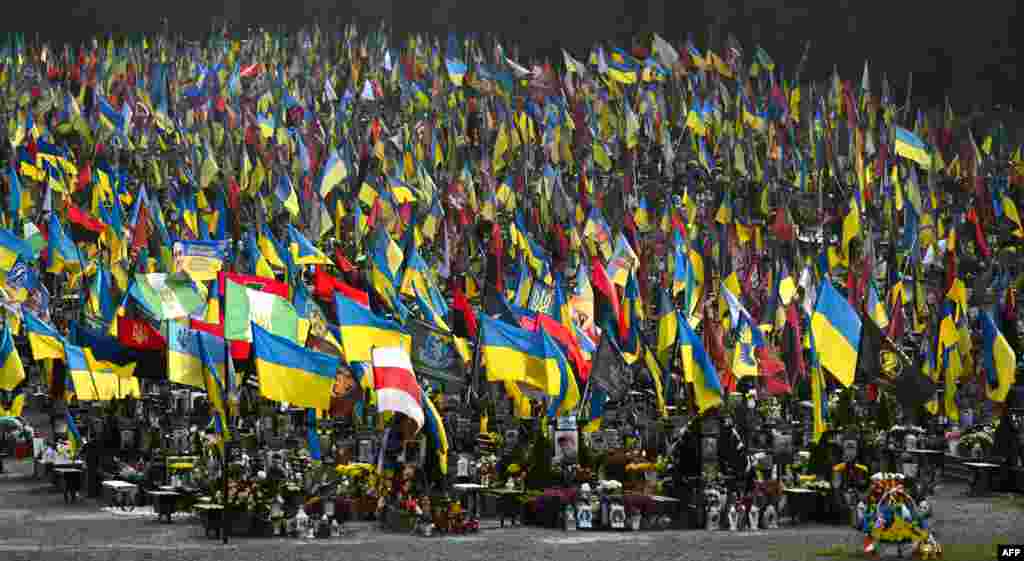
xmin=590 ymin=334 xmax=631 ymax=402
xmin=893 ymin=360 xmax=937 ymax=412
xmin=855 ymin=317 xmax=886 ymax=383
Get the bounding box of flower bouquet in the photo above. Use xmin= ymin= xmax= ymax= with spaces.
xmin=959 ymin=425 xmax=995 ymax=458
xmin=859 ymin=473 xmax=937 ymax=555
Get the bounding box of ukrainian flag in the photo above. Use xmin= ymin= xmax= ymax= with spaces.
xmin=545 ymin=330 xmax=581 ymax=418
xmin=981 ymin=310 xmax=1017 ymax=403
xmin=258 ymin=225 xmax=287 ymax=270
xmin=63 ymin=342 xmax=94 ymax=400
xmin=252 ymin=323 xmax=339 ymax=412
xmin=479 ymin=314 xmax=560 ymax=397
xmin=287 ymin=225 xmax=330 ymax=265
xmin=47 ymin=212 xmax=82 ymax=274
xmin=24 ymin=310 xmax=64 ymax=361
xmin=866 ymin=281 xmax=889 ymax=330
xmin=809 ymin=331 xmax=830 ymax=444
xmin=167 ymin=322 xmax=224 ymax=390
xmin=0 ymin=228 xmax=35 ymax=271
xmin=197 ymin=329 xmax=230 ymax=446
xmin=655 ymin=290 xmax=679 ymax=367
xmin=607 ymin=48 xmax=639 ymax=84
xmin=679 ymin=317 xmax=723 ymax=414
xmin=65 ymin=411 xmax=83 ymax=458
xmin=334 ymin=293 xmax=411 ymax=363
xmin=894 ymin=126 xmax=932 ymax=168
xmin=318 ymin=148 xmax=349 ymax=197
xmin=370 ymin=226 xmax=408 ymax=319
xmin=810 ymin=278 xmax=862 ymax=387
xmin=0 ymin=325 xmax=25 ymax=391
xmin=583 ymin=387 xmax=608 ymax=433
xmin=422 ymin=389 xmax=449 ymax=473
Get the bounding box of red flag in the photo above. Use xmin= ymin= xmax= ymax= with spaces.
xmin=218 ymin=271 xmax=289 ymax=299
xmin=117 ymin=317 xmax=166 ymax=350
xmin=77 ymin=161 xmax=92 ymax=191
xmin=887 ymin=298 xmax=905 ymax=340
xmin=590 ymin=255 xmax=623 ymax=339
xmin=191 ymin=318 xmax=251 ymax=360
xmin=966 ymin=208 xmax=990 ymax=259
xmin=451 ymin=280 xmax=478 ymax=339
xmin=528 ymin=312 xmax=591 ymax=382
xmin=130 ymin=200 xmax=149 ymax=252
xmin=314 ymin=265 xmax=369 ymax=308
xmin=771 ymin=208 xmax=795 ymax=242
xmin=334 ymin=248 xmax=356 ymax=273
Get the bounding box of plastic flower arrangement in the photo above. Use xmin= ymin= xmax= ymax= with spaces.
xmin=335 ymin=463 xmax=377 ymax=497
xmin=859 ymin=473 xmax=935 ymax=549
xmin=960 ymin=425 xmax=995 ymax=450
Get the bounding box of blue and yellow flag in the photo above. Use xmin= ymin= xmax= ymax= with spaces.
xmin=24 ymin=310 xmax=64 ymax=361
xmin=679 ymin=316 xmax=723 ymax=414
xmin=252 ymin=323 xmax=340 ymax=412
xmin=334 ymin=293 xmax=412 ymax=363
xmin=65 ymin=410 xmax=83 ymax=458
xmin=479 ymin=314 xmax=560 ymax=397
xmin=0 ymin=228 xmax=35 ymax=271
xmin=197 ymin=329 xmax=230 ymax=447
xmin=47 ymin=212 xmax=81 ymax=274
xmin=894 ymin=126 xmax=932 ymax=168
xmin=422 ymin=388 xmax=449 ymax=473
xmin=0 ymin=325 xmax=25 ymax=391
xmin=980 ymin=310 xmax=1017 ymax=403
xmin=810 ymin=278 xmax=861 ymax=387
xmin=306 ymin=408 xmax=321 ymax=460
xmin=287 ymin=224 xmax=330 ymax=265
xmin=545 ymin=330 xmax=581 ymax=418
xmin=809 ymin=331 xmax=830 ymax=444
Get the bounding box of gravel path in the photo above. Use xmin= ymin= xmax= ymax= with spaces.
xmin=1 ymin=458 xmax=1020 ymax=561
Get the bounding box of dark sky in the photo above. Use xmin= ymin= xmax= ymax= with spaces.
xmin=42 ymin=0 xmax=1021 ymax=110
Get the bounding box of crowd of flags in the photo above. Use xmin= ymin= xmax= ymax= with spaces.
xmin=0 ymin=24 xmax=1020 ymax=466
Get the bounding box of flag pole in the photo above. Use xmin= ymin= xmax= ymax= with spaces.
xmin=468 ymin=286 xmax=485 ymax=409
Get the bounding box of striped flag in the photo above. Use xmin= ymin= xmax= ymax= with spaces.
xmin=370 ymin=346 xmax=424 ymax=432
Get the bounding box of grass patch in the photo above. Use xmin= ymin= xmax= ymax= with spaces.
xmin=993 ymin=493 xmax=1024 ymax=512
xmin=813 ymin=536 xmax=1010 ymax=561
xmin=815 ymin=544 xmax=850 ymax=557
